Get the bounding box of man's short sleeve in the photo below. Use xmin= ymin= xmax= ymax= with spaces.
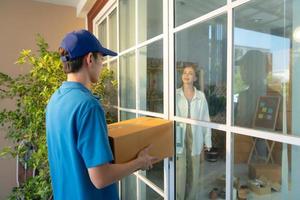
xmin=77 ymin=105 xmax=113 ymax=168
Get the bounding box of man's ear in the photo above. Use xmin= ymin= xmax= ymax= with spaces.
xmin=85 ymin=52 xmax=93 ymax=65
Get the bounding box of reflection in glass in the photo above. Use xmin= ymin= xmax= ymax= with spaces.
xmin=110 ymin=60 xmax=118 ymax=87
xmin=233 ymin=0 xmax=300 ymax=138
xmin=98 ymin=19 xmax=107 ymax=61
xmin=175 ymin=15 xmax=227 ymax=124
xmin=98 ymin=19 xmax=107 ymax=47
xmin=120 ymin=111 xmax=136 ymax=121
xmin=121 ymin=175 xmax=137 ymax=200
xmin=119 ymin=0 xmax=135 ymax=51
xmin=105 ymin=60 xmax=118 ymax=123
xmin=94 ymin=64 xmax=117 ymax=123
xmin=109 ymin=9 xmax=117 ymax=52
xmin=234 ymin=134 xmax=300 ymax=199
xmin=234 ymin=50 xmax=269 ymax=128
xmin=138 ymin=179 xmax=163 ymax=200
xmin=120 ymin=51 xmax=135 ymax=109
xmin=175 ymin=123 xmax=226 ymax=199
xmin=232 ymin=5 xmax=300 ymax=197
xmin=174 ymin=0 xmax=226 ymax=27
xmin=138 ymin=0 xmax=163 ymax=43
xmin=138 ymin=40 xmax=163 ymax=113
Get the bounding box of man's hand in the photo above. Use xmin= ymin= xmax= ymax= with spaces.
xmin=88 ymin=145 xmax=158 ymax=189
xmin=137 ymin=145 xmax=159 ymax=170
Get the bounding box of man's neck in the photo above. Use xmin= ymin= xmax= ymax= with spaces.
xmin=67 ymin=72 xmax=91 ymax=89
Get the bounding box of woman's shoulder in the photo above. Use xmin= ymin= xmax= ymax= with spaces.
xmin=194 ymin=88 xmax=206 ymax=98
xmin=176 ymin=87 xmax=183 ymax=95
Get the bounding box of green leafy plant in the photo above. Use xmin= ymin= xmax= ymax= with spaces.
xmin=92 ymin=67 xmax=118 ymax=124
xmin=205 ymin=85 xmax=226 ymax=117
xmin=0 ymin=35 xmax=117 ymax=199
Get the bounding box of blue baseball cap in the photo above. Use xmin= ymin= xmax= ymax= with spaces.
xmin=60 ymin=29 xmax=117 ymax=61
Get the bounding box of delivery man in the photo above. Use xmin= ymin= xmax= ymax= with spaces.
xmin=46 ymin=29 xmax=157 ymax=200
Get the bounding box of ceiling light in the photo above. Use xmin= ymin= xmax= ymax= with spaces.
xmin=293 ymin=27 xmax=300 ymax=43
xmin=253 ymin=18 xmax=262 ymax=23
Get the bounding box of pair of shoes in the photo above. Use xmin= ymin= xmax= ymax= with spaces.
xmin=209 ymin=187 xmax=226 ymax=199
xmin=218 ymin=190 xmax=225 ymax=199
xmin=209 ymin=188 xmax=218 ymax=199
xmin=238 ymin=185 xmax=249 ymax=200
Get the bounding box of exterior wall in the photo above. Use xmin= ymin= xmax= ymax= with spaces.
xmin=87 ymin=0 xmax=108 ymax=32
xmin=0 ymin=0 xmax=84 ymax=198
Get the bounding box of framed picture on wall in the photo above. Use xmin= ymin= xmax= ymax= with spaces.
xmin=252 ymin=96 xmax=281 ymax=130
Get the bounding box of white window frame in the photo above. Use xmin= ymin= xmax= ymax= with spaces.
xmin=93 ymin=0 xmax=168 ymax=199
xmin=93 ymin=0 xmax=300 ymax=199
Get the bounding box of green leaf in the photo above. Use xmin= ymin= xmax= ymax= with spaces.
xmin=0 ymin=146 xmax=14 ymax=157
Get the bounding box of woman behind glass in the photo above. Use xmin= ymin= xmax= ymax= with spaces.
xmin=176 ymin=64 xmax=212 ymax=200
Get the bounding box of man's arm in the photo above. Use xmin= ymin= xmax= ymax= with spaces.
xmin=88 ymin=145 xmax=157 ymax=189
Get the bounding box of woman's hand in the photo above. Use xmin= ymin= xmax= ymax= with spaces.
xmin=204 ymin=145 xmax=211 ymax=151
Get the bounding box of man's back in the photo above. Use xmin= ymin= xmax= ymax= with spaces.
xmin=46 ymin=81 xmax=118 ymax=200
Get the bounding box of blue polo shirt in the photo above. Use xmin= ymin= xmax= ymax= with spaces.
xmin=46 ymin=81 xmax=118 ymax=200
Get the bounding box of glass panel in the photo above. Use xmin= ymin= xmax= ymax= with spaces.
xmin=138 ymin=161 xmax=164 ymax=190
xmin=175 ymin=122 xmax=226 ymax=199
xmin=98 ymin=19 xmax=107 ymax=47
xmin=175 ymin=15 xmax=227 ymax=124
xmin=138 ymin=0 xmax=163 ymax=43
xmin=138 ymin=40 xmax=163 ymax=113
xmin=120 ymin=51 xmax=136 ymax=109
xmin=233 ymin=0 xmax=299 ymax=137
xmin=109 ymin=9 xmax=117 ymax=52
xmin=98 ymin=19 xmax=107 ymax=61
xmin=94 ymin=63 xmax=116 ymax=122
xmin=97 ymin=63 xmax=118 ymax=124
xmin=120 ymin=111 xmax=136 ymax=121
xmin=233 ymin=134 xmax=300 ymax=199
xmin=174 ymin=0 xmax=226 ymax=27
xmin=119 ymin=0 xmax=135 ymax=51
xmin=121 ymin=175 xmax=137 ymax=200
xmin=110 ymin=59 xmax=118 ymax=90
xmin=106 ymin=60 xmax=118 ymax=123
xmin=138 ymin=179 xmax=163 ymax=200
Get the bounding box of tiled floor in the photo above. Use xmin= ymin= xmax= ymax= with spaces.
xmin=142 ymin=159 xmax=288 ymax=200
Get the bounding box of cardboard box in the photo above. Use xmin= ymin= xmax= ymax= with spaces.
xmin=248 ymin=163 xmax=281 ymax=183
xmin=108 ymin=117 xmax=173 ymax=164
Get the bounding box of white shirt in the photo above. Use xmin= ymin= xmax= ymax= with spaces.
xmin=176 ymin=87 xmax=212 ymax=156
